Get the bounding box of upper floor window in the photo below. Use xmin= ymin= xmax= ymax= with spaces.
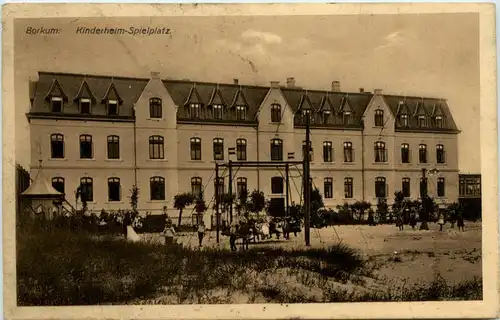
xmin=50 ymin=134 xmax=64 ymax=159
xmin=271 ymin=104 xmax=282 ymax=123
xmin=435 ymin=116 xmax=443 ymax=128
xmin=436 ymin=144 xmax=446 ymax=164
xmin=190 ymin=137 xmax=202 ymax=160
xmin=343 ymin=141 xmax=353 ymax=162
xmin=212 ymin=104 xmax=223 ymax=120
xmin=79 ymin=134 xmax=93 ymax=159
xmin=51 ymin=97 xmax=63 ymax=113
xmin=322 ymin=111 xmax=332 ymax=124
xmin=323 ymin=141 xmax=333 ymax=163
xmin=374 ymin=141 xmax=387 ymax=163
xmin=342 ymin=111 xmax=352 ymax=125
xmin=437 ymin=177 xmax=445 ymax=197
xmin=271 ymin=176 xmax=284 ymax=194
xmin=213 ymin=138 xmax=224 ymax=161
xmin=374 ymin=110 xmax=384 ymax=127
xmin=214 ymin=177 xmax=225 ymax=198
xmin=402 ymin=177 xmax=411 ymax=197
xmin=51 ymin=177 xmax=65 ymax=194
xmin=420 ymin=177 xmax=428 ymax=198
xmin=418 ymin=115 xmax=426 ymax=128
xmin=270 ymin=139 xmax=283 ymax=161
xmin=191 ymin=177 xmax=202 ymax=196
xmin=237 ymin=177 xmax=247 ymax=196
xmin=236 ymin=105 xmax=247 ymax=120
xmin=236 ymin=139 xmax=247 ymax=161
xmin=324 ymin=177 xmax=333 ymax=198
xmin=302 ymin=141 xmax=313 ymax=162
xmin=108 ymin=177 xmax=121 ymax=202
xmin=419 ymin=144 xmax=427 ymax=163
xmin=107 ymin=99 xmax=118 ymax=116
xmin=80 ymin=177 xmax=93 ymax=202
xmin=149 ymin=98 xmax=162 ymax=118
xmin=344 ymin=177 xmax=353 ymax=199
xmin=401 ymin=143 xmax=410 ymax=163
xmin=79 ymin=98 xmax=91 ymax=114
xmin=375 ymin=177 xmax=386 ymax=198
xmin=399 ymin=114 xmax=409 ymax=127
xmin=150 ymin=176 xmax=165 ymax=200
xmin=149 ymin=135 xmax=164 ymax=159
xmin=190 ymin=103 xmax=201 ymax=119
xmin=107 ymin=135 xmax=120 ymax=159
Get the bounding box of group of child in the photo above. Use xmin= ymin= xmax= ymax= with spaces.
xmin=161 ymin=216 xmax=207 ymax=247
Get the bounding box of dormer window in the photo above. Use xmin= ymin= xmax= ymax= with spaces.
xmin=418 ymin=115 xmax=426 ymax=128
xmin=399 ymin=114 xmax=409 ymax=127
xmin=435 ymin=115 xmax=443 ymax=128
xmin=212 ymin=104 xmax=223 ymax=119
xmin=51 ymin=97 xmax=63 ymax=113
xmin=107 ymin=99 xmax=118 ymax=116
xmin=343 ymin=111 xmax=352 ymax=125
xmin=79 ymin=98 xmax=91 ymax=114
xmin=236 ymin=105 xmax=247 ymax=120
xmin=323 ymin=111 xmax=331 ymax=124
xmin=190 ymin=103 xmax=201 ymax=119
xmin=149 ymin=98 xmax=162 ymax=118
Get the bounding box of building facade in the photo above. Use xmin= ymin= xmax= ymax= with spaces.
xmin=26 ymin=72 xmax=460 ymax=220
xmin=458 ymin=174 xmax=481 ymax=220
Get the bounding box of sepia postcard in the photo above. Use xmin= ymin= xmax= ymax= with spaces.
xmin=2 ymin=3 xmax=499 ymax=320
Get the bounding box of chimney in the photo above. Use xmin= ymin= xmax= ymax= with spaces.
xmin=150 ymin=71 xmax=160 ymax=79
xmin=374 ymin=88 xmax=383 ymax=95
xmin=286 ymin=77 xmax=296 ymax=88
xmin=359 ymin=88 xmax=365 ymax=93
xmin=331 ymin=81 xmax=340 ymax=92
xmin=270 ymin=81 xmax=280 ymax=88
xmin=233 ymin=78 xmax=239 ymax=85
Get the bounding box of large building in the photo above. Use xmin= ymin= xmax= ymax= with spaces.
xmin=458 ymin=174 xmax=482 ymax=220
xmin=26 ymin=71 xmax=460 ymax=221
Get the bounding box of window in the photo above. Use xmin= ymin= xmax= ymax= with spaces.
xmin=459 ymin=178 xmax=466 ymax=196
xmin=214 ymin=178 xmax=225 ymax=198
xmin=236 ymin=106 xmax=247 ymax=120
xmin=213 ymin=138 xmax=224 ymax=160
xmin=437 ymin=177 xmax=445 ymax=197
xmin=237 ymin=177 xmax=247 ymax=196
xmin=420 ymin=177 xmax=428 ymax=198
xmin=50 ymin=134 xmax=64 ymax=159
xmin=107 ymin=99 xmax=118 ymax=116
xmin=190 ymin=137 xmax=202 ymax=160
xmin=419 ymin=144 xmax=427 ymax=163
xmin=343 ymin=111 xmax=352 ymax=125
xmin=374 ymin=110 xmax=384 ymax=126
xmin=190 ymin=103 xmax=201 ymax=119
xmin=79 ymin=135 xmax=93 ymax=159
xmin=402 ymin=178 xmax=410 ymax=197
xmin=108 ymin=177 xmax=121 ymax=202
xmin=80 ymin=177 xmax=93 ymax=202
xmin=51 ymin=177 xmax=64 ymax=194
xmin=374 ymin=141 xmax=387 ymax=162
xmin=418 ymin=115 xmax=426 ymax=128
xmin=212 ymin=104 xmax=223 ymax=119
xmin=271 ymin=104 xmax=282 ymax=123
xmin=236 ymin=139 xmax=247 ymax=160
xmin=435 ymin=116 xmax=443 ymax=128
xmin=399 ymin=114 xmax=409 ymax=127
xmin=51 ymin=97 xmax=63 ymax=112
xmin=149 ymin=136 xmax=164 ymax=159
xmin=191 ymin=177 xmax=202 ymax=196
xmin=436 ymin=144 xmax=445 ymax=164
xmin=343 ymin=141 xmax=353 ymax=162
xmin=79 ymin=98 xmax=91 ymax=114
xmin=150 ymin=176 xmax=165 ymax=200
xmin=302 ymin=141 xmax=313 ymax=161
xmin=323 ymin=111 xmax=332 ymax=124
xmin=375 ymin=177 xmax=386 ymax=198
xmin=149 ymin=98 xmax=162 ymax=118
xmin=270 ymin=139 xmax=283 ymax=161
xmin=107 ymin=135 xmax=120 ymax=159
xmin=344 ymin=177 xmax=353 ymax=198
xmin=324 ymin=177 xmax=333 ymax=198
xmin=323 ymin=141 xmax=333 ymax=162
xmin=401 ymin=143 xmax=410 ymax=163
xmin=271 ymin=176 xmax=284 ymax=194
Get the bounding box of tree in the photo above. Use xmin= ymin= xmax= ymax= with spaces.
xmin=336 ymin=202 xmax=352 ymax=224
xmin=247 ymin=190 xmax=266 ymax=217
xmin=419 ymin=196 xmax=437 ymax=230
xmin=194 ymin=192 xmax=208 ymax=225
xmin=220 ymin=192 xmax=236 ymax=221
xmin=376 ymin=197 xmax=389 ymax=223
xmin=310 ymin=187 xmax=325 ymax=219
xmin=128 ymin=185 xmax=139 ymax=214
xmin=173 ymin=192 xmax=195 ymax=226
xmin=235 ymin=188 xmax=250 ymax=217
xmin=351 ymin=201 xmax=372 ymax=221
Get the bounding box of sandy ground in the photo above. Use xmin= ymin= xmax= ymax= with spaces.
xmin=139 ymin=222 xmax=482 ymax=287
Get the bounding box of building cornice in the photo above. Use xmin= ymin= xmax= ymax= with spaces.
xmin=26 ymin=112 xmax=135 ymax=123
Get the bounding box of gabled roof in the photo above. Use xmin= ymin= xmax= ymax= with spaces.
xmin=319 ymin=94 xmax=337 ymax=113
xmin=101 ymin=82 xmax=123 ymax=104
xmin=431 ymin=102 xmax=445 ymax=117
xmin=22 ymin=166 xmax=63 ymax=198
xmin=73 ymin=79 xmax=96 ymax=102
xmin=413 ymin=99 xmax=428 ymax=116
xmin=184 ymin=84 xmax=203 ymax=106
xmin=297 ymin=93 xmax=313 ymax=112
xmin=207 ymin=86 xmax=227 ymax=106
xmin=43 ymin=79 xmax=68 ymax=101
xmin=395 ymin=99 xmax=411 ymax=115
xmin=230 ymin=87 xmax=250 ymax=108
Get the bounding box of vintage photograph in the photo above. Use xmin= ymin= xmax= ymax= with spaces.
xmin=3 ymin=3 xmax=498 ymax=319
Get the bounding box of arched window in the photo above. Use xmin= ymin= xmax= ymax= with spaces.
xmin=343 ymin=141 xmax=353 ymax=162
xmin=375 ymin=177 xmax=386 ymax=198
xmin=213 ymin=138 xmax=224 ymax=160
xmin=270 ymin=139 xmax=283 ymax=161
xmin=419 ymin=144 xmax=428 ymax=163
xmin=149 ymin=98 xmax=162 ymax=118
xmin=51 ymin=177 xmax=65 ymax=194
xmin=436 ymin=144 xmax=445 ymax=164
xmin=374 ymin=110 xmax=384 ymax=126
xmin=149 ymin=135 xmax=164 ymax=159
xmin=108 ymin=177 xmax=121 ymax=202
xmin=402 ymin=177 xmax=410 ymax=197
xmin=237 ymin=177 xmax=248 ymax=197
xmin=50 ymin=134 xmax=64 ymax=159
xmin=420 ymin=177 xmax=428 ymax=198
xmin=236 ymin=105 xmax=247 ymax=120
xmin=189 ymin=103 xmax=201 ymax=119
xmin=271 ymin=176 xmax=284 ymax=194
xmin=79 ymin=134 xmax=93 ymax=159
xmin=323 ymin=141 xmax=333 ymax=162
xmin=344 ymin=177 xmax=353 ymax=198
xmin=271 ymin=104 xmax=282 ymax=122
xmin=150 ymin=176 xmax=165 ymax=200
xmin=190 ymin=137 xmax=202 ymax=160
xmin=236 ymin=139 xmax=247 ymax=160
xmin=374 ymin=141 xmax=387 ymax=162
xmin=401 ymin=143 xmax=410 ymax=163
xmin=107 ymin=135 xmax=120 ymax=159
xmin=79 ymin=177 xmax=93 ymax=202
xmin=212 ymin=104 xmax=223 ymax=119
xmin=437 ymin=177 xmax=445 ymax=197
xmin=324 ymin=177 xmax=333 ymax=198
xmin=399 ymin=114 xmax=409 ymax=127
xmin=191 ymin=177 xmax=202 ymax=196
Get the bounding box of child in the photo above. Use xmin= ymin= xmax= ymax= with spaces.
xmin=197 ymin=220 xmax=206 ymax=247
xmin=457 ymin=213 xmax=465 ymax=232
xmin=437 ymin=213 xmax=445 ymax=231
xmin=162 ymin=221 xmax=176 ymax=245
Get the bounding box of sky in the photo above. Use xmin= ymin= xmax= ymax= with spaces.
xmin=14 ymin=13 xmax=480 ymax=172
